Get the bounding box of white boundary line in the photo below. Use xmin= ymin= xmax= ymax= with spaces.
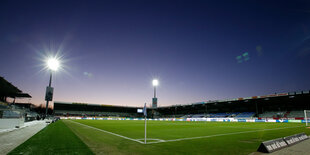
xmin=67 ymin=120 xmax=303 ymax=145
xmin=135 ymin=138 xmax=166 ymax=143
xmin=67 ymin=120 xmax=144 ymax=144
xmin=147 ymin=126 xmax=303 ymax=144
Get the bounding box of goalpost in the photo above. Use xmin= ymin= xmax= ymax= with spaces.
xmin=304 ymin=110 xmax=310 ymax=126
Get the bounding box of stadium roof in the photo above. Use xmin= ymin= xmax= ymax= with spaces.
xmin=55 ymin=90 xmax=309 ymax=110
xmin=158 ymin=90 xmax=310 ymax=108
xmin=54 ymin=101 xmax=143 ymax=108
xmin=0 ymin=76 xmax=31 ymax=99
xmin=10 ymin=93 xmax=32 ymax=98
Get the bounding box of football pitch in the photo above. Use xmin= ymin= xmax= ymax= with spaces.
xmin=10 ymin=119 xmax=310 ymax=155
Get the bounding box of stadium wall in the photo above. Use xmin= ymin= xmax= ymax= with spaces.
xmin=60 ymin=117 xmax=310 ymax=123
xmin=0 ymin=118 xmax=24 ymax=129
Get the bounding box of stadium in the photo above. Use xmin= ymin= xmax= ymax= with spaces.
xmin=53 ymin=90 xmax=310 ymax=120
xmin=2 ymin=78 xmax=310 ymax=154
xmin=2 ymin=0 xmax=310 ymax=155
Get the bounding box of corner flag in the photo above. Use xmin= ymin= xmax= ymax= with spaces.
xmin=143 ymin=103 xmax=147 ymax=144
xmin=143 ymin=103 xmax=147 ymax=117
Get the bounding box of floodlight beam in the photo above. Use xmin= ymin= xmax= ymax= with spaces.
xmin=47 ymin=58 xmax=60 ymax=71
xmin=152 ymin=79 xmax=159 ymax=86
xmin=152 ymin=79 xmax=158 ymax=98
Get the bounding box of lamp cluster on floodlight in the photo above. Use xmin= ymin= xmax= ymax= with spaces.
xmin=152 ymin=79 xmax=159 ymax=86
xmin=47 ymin=58 xmax=60 ymax=71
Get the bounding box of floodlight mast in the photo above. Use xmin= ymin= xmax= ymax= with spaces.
xmin=152 ymin=79 xmax=158 ymax=109
xmin=154 ymin=84 xmax=156 ymax=98
xmin=305 ymin=110 xmax=309 ymax=126
xmin=45 ymin=58 xmax=59 ymax=119
xmin=45 ymin=71 xmax=52 ymax=119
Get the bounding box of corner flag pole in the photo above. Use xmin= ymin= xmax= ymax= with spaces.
xmin=145 ymin=115 xmax=147 ymax=144
xmin=143 ymin=103 xmax=147 ymax=144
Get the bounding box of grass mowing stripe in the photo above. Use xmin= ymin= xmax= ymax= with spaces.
xmin=148 ymin=126 xmax=304 ymax=144
xmin=68 ymin=120 xmax=144 ymax=144
xmin=8 ymin=120 xmax=94 ymax=155
xmin=63 ymin=120 xmax=310 ymax=154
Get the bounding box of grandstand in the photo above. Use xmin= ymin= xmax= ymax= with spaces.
xmin=54 ymin=102 xmax=143 ymax=118
xmin=0 ymin=76 xmax=31 ymax=103
xmin=235 ymin=112 xmax=255 ymax=118
xmin=287 ymin=110 xmax=305 ymax=118
xmin=0 ymin=76 xmax=38 ymax=128
xmin=54 ymin=90 xmax=310 ymax=120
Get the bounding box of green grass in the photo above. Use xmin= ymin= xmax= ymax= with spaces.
xmin=9 ymin=121 xmax=94 ymax=155
xmin=65 ymin=120 xmax=310 ymax=155
xmin=9 ymin=119 xmax=310 ymax=155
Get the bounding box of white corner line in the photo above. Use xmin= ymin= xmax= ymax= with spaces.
xmin=67 ymin=120 xmax=144 ymax=144
xmin=146 ymin=126 xmax=304 ymax=144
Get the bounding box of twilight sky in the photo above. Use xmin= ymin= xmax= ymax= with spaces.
xmin=1 ymin=0 xmax=310 ymax=107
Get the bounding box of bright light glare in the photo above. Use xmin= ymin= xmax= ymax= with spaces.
xmin=152 ymin=79 xmax=159 ymax=86
xmin=47 ymin=58 xmax=60 ymax=71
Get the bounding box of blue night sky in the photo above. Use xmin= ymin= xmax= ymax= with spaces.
xmin=1 ymin=0 xmax=310 ymax=107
